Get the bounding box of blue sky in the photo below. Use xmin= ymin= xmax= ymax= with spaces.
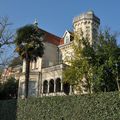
xmin=0 ymin=0 xmax=120 ymax=38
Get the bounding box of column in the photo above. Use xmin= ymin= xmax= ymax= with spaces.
xmin=69 ymin=85 xmax=72 ymax=95
xmin=61 ymin=79 xmax=63 ymax=92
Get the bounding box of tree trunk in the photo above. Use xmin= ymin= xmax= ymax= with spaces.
xmin=25 ymin=52 xmax=30 ymax=99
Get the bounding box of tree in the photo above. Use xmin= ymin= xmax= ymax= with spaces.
xmin=0 ymin=17 xmax=14 ymax=68
xmin=0 ymin=77 xmax=18 ymax=100
xmin=0 ymin=17 xmax=13 ymax=48
xmin=14 ymin=24 xmax=44 ymax=98
xmin=63 ymin=33 xmax=94 ymax=94
xmin=63 ymin=29 xmax=120 ymax=94
xmin=92 ymin=30 xmax=120 ymax=92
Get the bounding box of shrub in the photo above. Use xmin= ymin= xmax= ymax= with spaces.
xmin=17 ymin=92 xmax=120 ymax=120
xmin=0 ymin=92 xmax=120 ymax=120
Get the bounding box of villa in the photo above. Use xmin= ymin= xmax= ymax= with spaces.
xmin=18 ymin=11 xmax=100 ymax=98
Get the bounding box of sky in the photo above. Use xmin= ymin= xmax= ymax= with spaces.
xmin=0 ymin=0 xmax=120 ymax=66
xmin=1 ymin=0 xmax=120 ymax=39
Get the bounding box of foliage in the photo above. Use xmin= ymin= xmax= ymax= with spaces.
xmin=63 ymin=29 xmax=120 ymax=93
xmin=0 ymin=92 xmax=120 ymax=120
xmin=16 ymin=92 xmax=120 ymax=120
xmin=92 ymin=30 xmax=120 ymax=92
xmin=14 ymin=24 xmax=44 ymax=60
xmin=63 ymin=33 xmax=94 ymax=93
xmin=0 ymin=77 xmax=18 ymax=100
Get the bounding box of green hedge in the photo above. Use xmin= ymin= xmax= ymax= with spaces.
xmin=17 ymin=92 xmax=120 ymax=120
xmin=0 ymin=92 xmax=120 ymax=120
xmin=0 ymin=99 xmax=17 ymax=120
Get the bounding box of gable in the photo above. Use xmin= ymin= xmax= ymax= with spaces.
xmin=63 ymin=30 xmax=71 ymax=44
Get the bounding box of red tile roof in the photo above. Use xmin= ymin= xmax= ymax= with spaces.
xmin=60 ymin=38 xmax=64 ymax=45
xmin=39 ymin=28 xmax=63 ymax=46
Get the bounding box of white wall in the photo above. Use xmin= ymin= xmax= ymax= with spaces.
xmin=42 ymin=42 xmax=58 ymax=67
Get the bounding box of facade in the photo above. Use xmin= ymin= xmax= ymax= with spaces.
xmin=18 ymin=11 xmax=100 ymax=98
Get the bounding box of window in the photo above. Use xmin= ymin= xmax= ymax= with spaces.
xmin=28 ymin=81 xmax=37 ymax=96
xmin=34 ymin=60 xmax=37 ymax=69
xmin=86 ymin=26 xmax=90 ymax=38
xmin=56 ymin=78 xmax=61 ymax=92
xmin=93 ymin=28 xmax=97 ymax=40
xmin=43 ymin=80 xmax=48 ymax=94
xmin=31 ymin=62 xmax=34 ymax=70
xmin=65 ymin=35 xmax=70 ymax=43
xmin=66 ymin=36 xmax=69 ymax=43
xmin=49 ymin=79 xmax=54 ymax=93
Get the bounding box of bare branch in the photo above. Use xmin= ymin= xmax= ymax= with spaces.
xmin=0 ymin=17 xmax=14 ymax=48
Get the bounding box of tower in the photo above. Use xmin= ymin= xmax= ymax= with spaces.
xmin=73 ymin=10 xmax=100 ymax=44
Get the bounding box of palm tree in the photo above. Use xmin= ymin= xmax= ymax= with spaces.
xmin=14 ymin=24 xmax=44 ymax=98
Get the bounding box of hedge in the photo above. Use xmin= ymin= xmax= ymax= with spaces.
xmin=17 ymin=92 xmax=120 ymax=120
xmin=0 ymin=92 xmax=120 ymax=120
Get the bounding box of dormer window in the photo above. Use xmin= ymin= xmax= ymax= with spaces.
xmin=65 ymin=35 xmax=70 ymax=43
xmin=63 ymin=30 xmax=72 ymax=44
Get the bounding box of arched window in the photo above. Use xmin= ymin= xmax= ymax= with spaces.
xmin=43 ymin=80 xmax=48 ymax=94
xmin=49 ymin=79 xmax=54 ymax=93
xmin=63 ymin=82 xmax=70 ymax=95
xmin=28 ymin=81 xmax=37 ymax=96
xmin=56 ymin=78 xmax=61 ymax=92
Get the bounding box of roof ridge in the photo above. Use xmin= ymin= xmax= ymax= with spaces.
xmin=38 ymin=27 xmax=63 ymax=45
xmin=39 ymin=28 xmax=61 ymax=40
